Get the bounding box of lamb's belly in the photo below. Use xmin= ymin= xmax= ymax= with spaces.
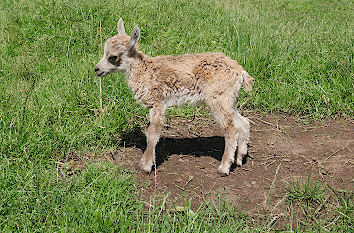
xmin=165 ymin=90 xmax=203 ymax=107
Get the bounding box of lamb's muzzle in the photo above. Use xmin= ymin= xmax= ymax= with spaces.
xmin=95 ymin=19 xmax=254 ymax=176
xmin=95 ymin=67 xmax=105 ymax=77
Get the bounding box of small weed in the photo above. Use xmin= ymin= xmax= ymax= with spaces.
xmin=286 ymin=172 xmax=326 ymax=217
xmin=284 ymin=171 xmax=353 ymax=231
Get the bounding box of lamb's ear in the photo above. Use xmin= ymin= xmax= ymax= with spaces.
xmin=129 ymin=25 xmax=140 ymax=48
xmin=117 ymin=18 xmax=126 ymax=35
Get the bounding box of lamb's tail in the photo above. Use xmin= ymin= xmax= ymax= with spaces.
xmin=240 ymin=70 xmax=254 ymax=92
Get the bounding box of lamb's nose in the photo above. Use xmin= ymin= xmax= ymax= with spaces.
xmin=95 ymin=67 xmax=99 ymax=72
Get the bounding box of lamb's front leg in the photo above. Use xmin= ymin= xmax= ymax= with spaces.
xmin=139 ymin=105 xmax=165 ymax=173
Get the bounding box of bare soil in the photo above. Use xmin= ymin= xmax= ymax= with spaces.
xmin=77 ymin=112 xmax=353 ymax=214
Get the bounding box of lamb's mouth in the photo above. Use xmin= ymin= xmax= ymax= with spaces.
xmin=96 ymin=71 xmax=107 ymax=77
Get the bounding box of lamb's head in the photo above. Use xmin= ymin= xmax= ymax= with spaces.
xmin=95 ymin=19 xmax=140 ymax=77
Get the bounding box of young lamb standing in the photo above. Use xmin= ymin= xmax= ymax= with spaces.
xmin=95 ymin=19 xmax=254 ymax=176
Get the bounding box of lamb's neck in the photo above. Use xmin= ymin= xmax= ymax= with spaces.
xmin=123 ymin=51 xmax=148 ymax=80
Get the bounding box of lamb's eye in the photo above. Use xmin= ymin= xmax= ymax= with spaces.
xmin=109 ymin=56 xmax=118 ymax=61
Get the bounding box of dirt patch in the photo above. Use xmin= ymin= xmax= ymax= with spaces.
xmin=83 ymin=112 xmax=353 ymax=214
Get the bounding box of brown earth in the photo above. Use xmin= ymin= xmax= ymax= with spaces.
xmin=72 ymin=112 xmax=353 ymax=215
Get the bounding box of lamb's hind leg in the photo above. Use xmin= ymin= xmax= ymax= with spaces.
xmin=139 ymin=105 xmax=165 ymax=173
xmin=219 ymin=123 xmax=239 ymax=176
xmin=235 ymin=111 xmax=250 ymax=166
xmin=208 ymin=101 xmax=240 ymax=176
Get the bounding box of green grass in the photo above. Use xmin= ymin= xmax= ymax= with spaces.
xmin=0 ymin=0 xmax=353 ymax=231
xmin=0 ymin=161 xmax=255 ymax=232
xmin=1 ymin=0 xmax=353 ymax=157
xmin=1 ymin=161 xmax=352 ymax=232
xmin=1 ymin=161 xmax=140 ymax=232
xmin=284 ymin=172 xmax=353 ymax=232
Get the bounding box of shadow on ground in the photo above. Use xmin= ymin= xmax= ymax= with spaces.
xmin=120 ymin=126 xmax=247 ymax=172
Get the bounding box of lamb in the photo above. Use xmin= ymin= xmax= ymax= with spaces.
xmin=95 ymin=19 xmax=254 ymax=176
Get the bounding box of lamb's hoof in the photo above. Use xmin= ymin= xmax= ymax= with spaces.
xmin=236 ymin=157 xmax=243 ymax=167
xmin=139 ymin=158 xmax=153 ymax=173
xmin=217 ymin=164 xmax=230 ymax=177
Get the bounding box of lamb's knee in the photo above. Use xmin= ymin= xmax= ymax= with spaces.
xmin=146 ymin=123 xmax=161 ymax=143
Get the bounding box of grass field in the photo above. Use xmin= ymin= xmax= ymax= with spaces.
xmin=0 ymin=0 xmax=353 ymax=231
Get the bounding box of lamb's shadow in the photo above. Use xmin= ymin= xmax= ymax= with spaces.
xmin=120 ymin=127 xmax=245 ymax=171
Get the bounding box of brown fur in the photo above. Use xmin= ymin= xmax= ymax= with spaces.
xmin=95 ymin=19 xmax=254 ymax=176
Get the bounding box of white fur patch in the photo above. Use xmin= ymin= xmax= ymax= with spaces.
xmin=165 ymin=90 xmax=203 ymax=107
xmin=241 ymin=70 xmax=248 ymax=82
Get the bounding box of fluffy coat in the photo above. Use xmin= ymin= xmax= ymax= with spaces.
xmin=95 ymin=19 xmax=254 ymax=176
